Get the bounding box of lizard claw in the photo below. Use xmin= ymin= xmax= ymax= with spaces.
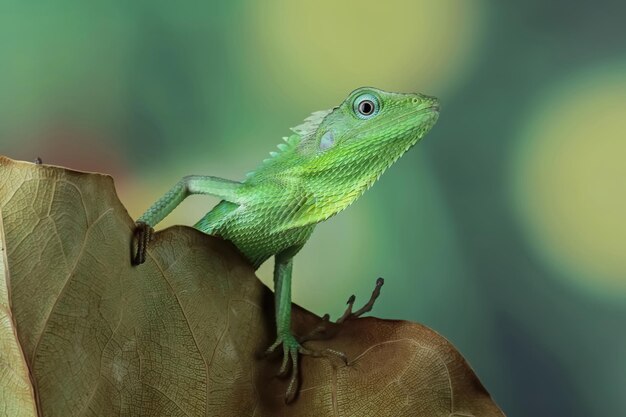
xmin=337 ymin=277 xmax=384 ymax=323
xmin=297 ymin=277 xmax=386 ymax=346
xmin=132 ymin=221 xmax=154 ymax=266
xmin=264 ymin=333 xmax=348 ymax=404
xmin=264 ymin=334 xmax=305 ymax=403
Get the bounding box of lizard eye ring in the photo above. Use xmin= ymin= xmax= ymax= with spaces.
xmin=353 ymin=93 xmax=380 ymax=119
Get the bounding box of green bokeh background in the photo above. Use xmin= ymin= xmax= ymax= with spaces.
xmin=2 ymin=1 xmax=625 ymax=416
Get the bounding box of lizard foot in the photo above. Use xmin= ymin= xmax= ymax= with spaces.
xmin=265 ymin=333 xmax=348 ymax=403
xmin=299 ymin=277 xmax=385 ymax=344
xmin=337 ymin=277 xmax=384 ymax=323
xmin=131 ymin=221 xmax=154 ymax=266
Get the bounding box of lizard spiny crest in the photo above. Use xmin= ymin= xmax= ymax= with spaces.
xmin=245 ymin=109 xmax=332 ymax=179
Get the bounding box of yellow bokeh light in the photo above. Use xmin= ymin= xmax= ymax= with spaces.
xmin=512 ymin=65 xmax=626 ymax=297
xmin=245 ymin=0 xmax=486 ymax=101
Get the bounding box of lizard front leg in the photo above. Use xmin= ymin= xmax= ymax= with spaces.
xmin=264 ymin=252 xmax=306 ymax=403
xmin=264 ymin=250 xmax=347 ymax=403
xmin=132 ymin=175 xmax=243 ymax=265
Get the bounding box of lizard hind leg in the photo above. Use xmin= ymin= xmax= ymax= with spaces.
xmin=337 ymin=277 xmax=385 ymax=323
xmin=298 ymin=277 xmax=385 ymax=344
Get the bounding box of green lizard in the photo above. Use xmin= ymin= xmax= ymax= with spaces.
xmin=131 ymin=87 xmax=439 ymax=402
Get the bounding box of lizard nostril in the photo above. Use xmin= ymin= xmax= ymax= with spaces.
xmin=411 ymin=97 xmax=419 ymax=105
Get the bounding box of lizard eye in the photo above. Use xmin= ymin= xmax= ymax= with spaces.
xmin=353 ymin=93 xmax=380 ymax=119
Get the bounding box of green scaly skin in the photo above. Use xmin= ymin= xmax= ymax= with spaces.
xmin=132 ymin=87 xmax=439 ymax=403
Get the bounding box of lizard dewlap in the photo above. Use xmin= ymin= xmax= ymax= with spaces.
xmin=132 ymin=87 xmax=440 ymax=403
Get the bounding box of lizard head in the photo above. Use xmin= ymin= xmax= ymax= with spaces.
xmin=300 ymin=87 xmax=439 ymax=168
xmin=294 ymin=87 xmax=439 ymax=213
xmin=307 ymin=86 xmax=438 ymax=155
xmin=245 ymin=87 xmax=439 ymax=226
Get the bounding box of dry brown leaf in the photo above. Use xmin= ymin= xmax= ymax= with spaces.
xmin=0 ymin=155 xmax=504 ymax=417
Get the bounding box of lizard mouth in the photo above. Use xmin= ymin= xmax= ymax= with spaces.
xmin=412 ymin=105 xmax=438 ymax=117
xmin=413 ymin=105 xmax=440 ymax=122
xmin=422 ymin=97 xmax=440 ymax=114
xmin=412 ymin=99 xmax=440 ymax=118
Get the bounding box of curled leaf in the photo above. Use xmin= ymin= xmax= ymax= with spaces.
xmin=0 ymin=156 xmax=504 ymax=416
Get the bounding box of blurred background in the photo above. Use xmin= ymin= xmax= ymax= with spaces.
xmin=2 ymin=1 xmax=625 ymax=415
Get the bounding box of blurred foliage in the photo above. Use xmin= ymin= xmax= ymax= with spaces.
xmin=1 ymin=1 xmax=625 ymax=416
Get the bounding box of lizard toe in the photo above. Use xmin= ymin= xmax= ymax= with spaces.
xmin=132 ymin=221 xmax=154 ymax=266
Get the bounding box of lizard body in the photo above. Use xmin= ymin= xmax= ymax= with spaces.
xmin=132 ymin=87 xmax=439 ymax=402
